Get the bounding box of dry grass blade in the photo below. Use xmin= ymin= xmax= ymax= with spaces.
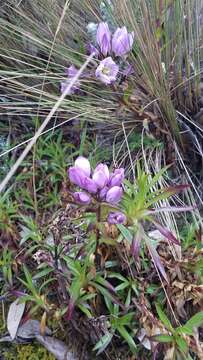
xmin=0 ymin=53 xmax=95 ymax=194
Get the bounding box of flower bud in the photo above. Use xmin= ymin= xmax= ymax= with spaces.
xmin=68 ymin=166 xmax=86 ymax=188
xmin=75 ymin=156 xmax=91 ymax=177
xmin=73 ymin=192 xmax=91 ymax=205
xmin=99 ymin=186 xmax=108 ymax=200
xmin=96 ymin=22 xmax=111 ymax=56
xmin=107 ymin=212 xmax=126 ymax=224
xmin=92 ymin=163 xmax=109 ymax=189
xmin=112 ymin=26 xmax=134 ymax=57
xmin=109 ymin=168 xmax=124 ymax=187
xmin=61 ymin=65 xmax=80 ymax=95
xmin=65 ymin=65 xmax=78 ymax=77
xmin=106 ymin=186 xmax=123 ymax=204
xmin=82 ymin=177 xmax=98 ymax=194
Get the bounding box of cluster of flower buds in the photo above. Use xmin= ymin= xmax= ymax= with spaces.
xmin=68 ymin=156 xmax=124 ymax=205
xmin=61 ymin=22 xmax=134 ymax=93
xmin=68 ymin=157 xmax=126 ymax=224
xmin=96 ymin=22 xmax=134 ymax=58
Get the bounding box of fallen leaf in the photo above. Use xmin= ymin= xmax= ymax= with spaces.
xmin=36 ymin=335 xmax=78 ymax=360
xmin=7 ymin=299 xmax=25 ymax=340
xmin=40 ymin=312 xmax=47 ymax=336
xmin=17 ymin=319 xmax=51 ymax=339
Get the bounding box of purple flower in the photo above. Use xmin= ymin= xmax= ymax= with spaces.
xmin=68 ymin=166 xmax=86 ymax=188
xmin=108 ymin=212 xmax=126 ymax=224
xmin=112 ymin=27 xmax=134 ymax=57
xmin=73 ymin=191 xmax=91 ymax=205
xmin=109 ymin=168 xmax=124 ymax=187
xmin=87 ymin=43 xmax=99 ymax=58
xmin=69 ymin=167 xmax=98 ymax=193
xmin=96 ymin=22 xmax=111 ymax=56
xmin=82 ymin=177 xmax=98 ymax=194
xmin=106 ymin=186 xmax=123 ymax=204
xmin=99 ymin=186 xmax=109 ymax=200
xmin=92 ymin=163 xmax=109 ymax=189
xmin=65 ymin=65 xmax=78 ymax=77
xmin=75 ymin=156 xmax=91 ymax=177
xmin=61 ymin=65 xmax=80 ymax=95
xmin=95 ymin=57 xmax=119 ymax=85
xmin=123 ymin=64 xmax=134 ymax=77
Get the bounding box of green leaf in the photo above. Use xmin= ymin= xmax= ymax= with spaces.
xmin=175 ymin=337 xmax=188 ymax=354
xmin=33 ymin=267 xmax=53 ymax=280
xmin=92 ymin=282 xmax=124 ymax=310
xmin=117 ymin=312 xmax=135 ymax=326
xmin=151 ymin=334 xmax=173 ymax=343
xmin=117 ymin=224 xmax=133 ymax=243
xmin=93 ymin=332 xmax=113 ymax=355
xmin=177 ymin=312 xmax=203 ymax=335
xmin=117 ymin=325 xmax=137 ymax=353
xmin=146 ymin=165 xmax=170 ymax=192
xmin=155 ymin=303 xmax=174 ymax=332
xmin=77 ymin=304 xmax=93 ymax=319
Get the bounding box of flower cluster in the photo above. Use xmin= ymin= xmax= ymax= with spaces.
xmin=96 ymin=22 xmax=134 ymax=58
xmin=61 ymin=22 xmax=134 ymax=92
xmin=68 ymin=156 xmax=124 ymax=205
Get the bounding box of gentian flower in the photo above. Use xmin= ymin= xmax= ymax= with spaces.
xmin=96 ymin=22 xmax=111 ymax=56
xmin=93 ymin=163 xmax=109 ymax=189
xmin=75 ymin=156 xmax=91 ymax=177
xmin=61 ymin=65 xmax=80 ymax=95
xmin=99 ymin=186 xmax=109 ymax=200
xmin=65 ymin=65 xmax=78 ymax=77
xmin=106 ymin=186 xmax=123 ymax=204
xmin=112 ymin=26 xmax=134 ymax=57
xmin=68 ymin=157 xmax=124 ymax=205
xmin=87 ymin=43 xmax=99 ymax=57
xmin=68 ymin=157 xmax=97 ymax=193
xmin=82 ymin=177 xmax=98 ymax=194
xmin=95 ymin=57 xmax=119 ymax=84
xmin=73 ymin=192 xmax=91 ymax=205
xmin=108 ymin=212 xmax=126 ymax=224
xmin=109 ymin=168 xmax=124 ymax=187
xmin=68 ymin=166 xmax=86 ymax=188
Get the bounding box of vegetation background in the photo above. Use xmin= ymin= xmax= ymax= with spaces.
xmin=0 ymin=0 xmax=203 ymax=359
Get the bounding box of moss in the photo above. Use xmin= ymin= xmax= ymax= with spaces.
xmin=2 ymin=343 xmax=56 ymax=360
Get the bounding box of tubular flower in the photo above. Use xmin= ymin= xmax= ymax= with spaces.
xmin=61 ymin=65 xmax=80 ymax=95
xmin=112 ymin=26 xmax=134 ymax=57
xmin=109 ymin=168 xmax=124 ymax=187
xmin=73 ymin=192 xmax=91 ymax=205
xmin=108 ymin=212 xmax=126 ymax=224
xmin=68 ymin=167 xmax=86 ymax=188
xmin=106 ymin=186 xmax=123 ymax=204
xmin=93 ymin=163 xmax=110 ymax=189
xmin=75 ymin=156 xmax=91 ymax=177
xmin=96 ymin=22 xmax=111 ymax=56
xmin=95 ymin=57 xmax=119 ymax=84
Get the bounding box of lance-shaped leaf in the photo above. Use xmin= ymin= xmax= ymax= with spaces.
xmin=131 ymin=230 xmax=142 ymax=260
xmin=164 ymin=184 xmax=190 ymax=194
xmin=176 ymin=311 xmax=203 ymax=335
xmin=151 ymin=220 xmax=180 ymax=245
xmin=147 ymin=205 xmax=195 ymax=215
xmin=93 ymin=332 xmax=113 ymax=355
xmin=7 ymin=299 xmax=25 ymax=340
xmin=155 ymin=303 xmax=174 ymax=332
xmin=150 ymin=334 xmax=173 ymax=343
xmin=145 ymin=237 xmax=168 ymax=283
